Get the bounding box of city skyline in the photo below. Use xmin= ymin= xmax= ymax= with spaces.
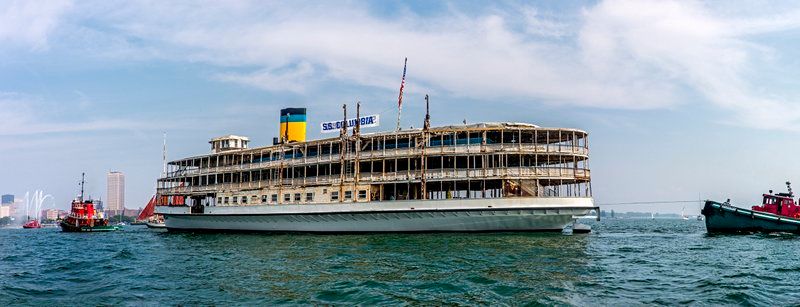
xmin=2 ymin=1 xmax=800 ymax=213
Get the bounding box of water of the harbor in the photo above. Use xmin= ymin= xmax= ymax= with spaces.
xmin=2 ymin=219 xmax=799 ymax=306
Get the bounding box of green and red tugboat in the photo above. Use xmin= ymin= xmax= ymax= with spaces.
xmin=60 ymin=173 xmax=120 ymax=232
xmin=703 ymin=181 xmax=800 ymax=234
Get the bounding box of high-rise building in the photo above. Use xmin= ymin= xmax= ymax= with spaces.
xmin=1 ymin=194 xmax=13 ymax=205
xmin=107 ymin=171 xmax=125 ymax=211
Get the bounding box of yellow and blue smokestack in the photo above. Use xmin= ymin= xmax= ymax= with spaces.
xmin=280 ymin=108 xmax=307 ymax=143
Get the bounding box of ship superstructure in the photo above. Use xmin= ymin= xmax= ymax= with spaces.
xmin=156 ymin=105 xmax=595 ymax=232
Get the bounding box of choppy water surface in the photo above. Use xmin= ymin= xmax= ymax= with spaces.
xmin=2 ymin=219 xmax=799 ymax=305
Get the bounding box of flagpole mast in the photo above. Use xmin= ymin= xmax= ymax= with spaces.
xmin=396 ymin=57 xmax=407 ymax=131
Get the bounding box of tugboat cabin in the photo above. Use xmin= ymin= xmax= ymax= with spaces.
xmin=752 ymin=182 xmax=800 ymax=218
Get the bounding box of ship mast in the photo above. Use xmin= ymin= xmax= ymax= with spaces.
xmin=420 ymin=94 xmax=430 ymax=200
xmin=353 ymin=101 xmax=361 ymax=202
xmin=80 ymin=172 xmax=85 ymax=202
xmin=339 ymin=104 xmax=347 ymax=203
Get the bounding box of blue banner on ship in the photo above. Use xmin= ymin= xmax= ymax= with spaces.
xmin=320 ymin=114 xmax=380 ymax=133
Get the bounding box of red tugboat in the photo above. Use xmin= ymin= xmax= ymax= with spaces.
xmin=22 ymin=219 xmax=42 ymax=229
xmin=60 ymin=173 xmax=120 ymax=232
xmin=703 ymin=181 xmax=800 ymax=233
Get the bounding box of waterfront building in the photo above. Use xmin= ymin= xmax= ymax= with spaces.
xmin=1 ymin=194 xmax=13 ymax=205
xmin=107 ymin=171 xmax=125 ymax=212
xmin=44 ymin=209 xmax=59 ymax=221
xmin=12 ymin=200 xmax=24 ymax=220
xmin=156 ymin=106 xmax=594 ymax=232
xmin=0 ymin=206 xmax=10 ymax=218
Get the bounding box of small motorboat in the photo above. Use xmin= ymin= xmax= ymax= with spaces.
xmin=703 ymin=181 xmax=800 ymax=234
xmin=145 ymin=221 xmax=166 ymax=229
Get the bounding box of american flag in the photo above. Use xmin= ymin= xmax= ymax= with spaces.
xmin=397 ymin=57 xmax=407 ymax=108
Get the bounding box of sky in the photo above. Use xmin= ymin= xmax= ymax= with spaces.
xmin=2 ymin=0 xmax=800 ymax=214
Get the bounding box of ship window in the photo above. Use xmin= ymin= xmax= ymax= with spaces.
xmin=345 ymin=191 xmax=353 ymax=200
xmin=306 ymin=193 xmax=314 ymax=201
xmin=294 ymin=193 xmax=301 ymax=202
xmin=233 ymin=196 xmax=238 ymax=204
xmin=218 ymin=197 xmax=222 ymax=204
xmin=271 ymin=194 xmax=278 ymax=202
xmin=261 ymin=195 xmax=267 ymax=203
xmin=224 ymin=197 xmax=229 ymax=204
xmin=284 ymin=194 xmax=291 ymax=202
xmin=331 ymin=191 xmax=339 ymax=201
xmin=358 ymin=190 xmax=367 ymax=200
xmin=241 ymin=197 xmax=247 ymax=204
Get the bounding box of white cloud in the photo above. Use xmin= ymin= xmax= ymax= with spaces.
xmin=215 ymin=61 xmax=315 ymax=93
xmin=11 ymin=0 xmax=800 ymax=130
xmin=0 ymin=0 xmax=72 ymax=50
xmin=580 ymin=0 xmax=800 ymax=130
xmin=0 ymin=92 xmax=152 ymax=137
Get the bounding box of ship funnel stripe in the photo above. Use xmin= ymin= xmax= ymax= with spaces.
xmin=280 ymin=114 xmax=307 ymax=123
xmin=280 ymin=108 xmax=307 ymax=116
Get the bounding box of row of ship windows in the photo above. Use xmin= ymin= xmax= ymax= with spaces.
xmin=218 ymin=190 xmax=369 ymax=204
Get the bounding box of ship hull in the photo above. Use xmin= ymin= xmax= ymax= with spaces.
xmin=158 ymin=197 xmax=595 ymax=233
xmin=702 ymin=200 xmax=800 ymax=234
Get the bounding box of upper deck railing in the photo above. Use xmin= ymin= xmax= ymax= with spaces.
xmin=157 ymin=166 xmax=590 ymax=195
xmin=161 ymin=143 xmax=589 ymax=179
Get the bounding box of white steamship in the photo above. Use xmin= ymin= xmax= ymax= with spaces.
xmin=155 ymin=105 xmax=595 ymax=232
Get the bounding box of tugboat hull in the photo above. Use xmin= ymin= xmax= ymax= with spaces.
xmin=59 ymin=221 xmax=119 ymax=232
xmin=702 ymin=201 xmax=800 ymax=234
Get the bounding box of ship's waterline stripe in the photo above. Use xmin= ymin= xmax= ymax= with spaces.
xmin=160 ymin=206 xmax=593 ymax=217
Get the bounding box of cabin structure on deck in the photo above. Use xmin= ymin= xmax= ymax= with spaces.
xmin=157 ymin=121 xmax=591 ymax=209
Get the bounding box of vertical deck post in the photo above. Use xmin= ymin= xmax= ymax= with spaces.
xmin=339 ymin=104 xmax=347 ymax=203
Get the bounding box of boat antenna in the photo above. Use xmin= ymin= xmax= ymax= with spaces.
xmin=787 ymin=181 xmax=793 ymax=197
xmin=80 ymin=172 xmax=85 ymax=202
xmin=396 ymin=57 xmax=407 ymax=131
